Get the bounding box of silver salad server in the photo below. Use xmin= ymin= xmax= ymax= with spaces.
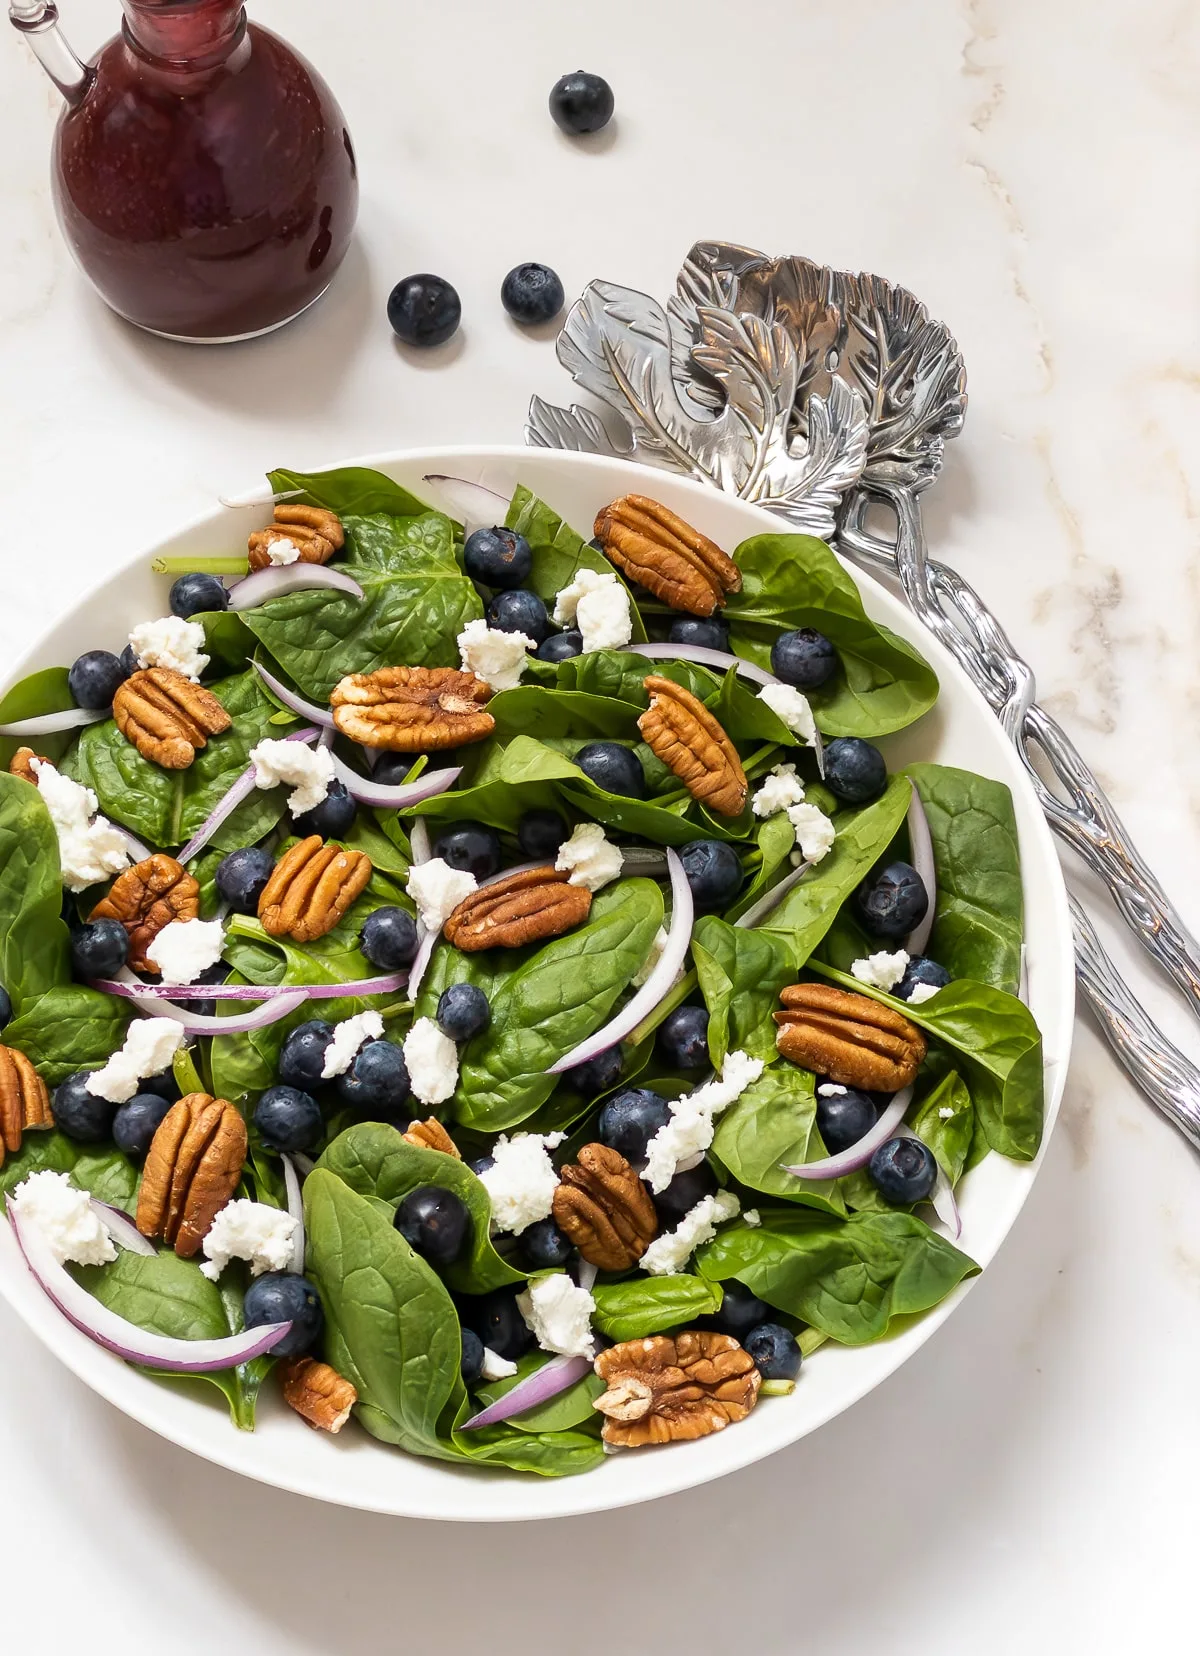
xmin=526 ymin=240 xmax=1200 ymax=1152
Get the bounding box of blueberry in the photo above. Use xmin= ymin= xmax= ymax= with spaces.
xmin=183 ymin=960 xmax=230 ymax=1019
xmin=215 ymin=847 xmax=275 ymax=915
xmin=598 ymin=1087 xmax=671 ymax=1161
xmin=112 ymin=1092 xmax=172 ymax=1158
xmin=436 ymin=982 xmax=490 ymax=1042
xmin=395 ymin=1185 xmax=472 ymax=1267
xmin=387 ymin=273 xmax=461 ymax=347
xmin=169 ymin=573 xmax=229 ymax=619
xmin=854 ymin=860 xmax=929 ymax=941
xmin=465 ymin=1288 xmax=534 ymax=1362
xmin=653 ymin=1160 xmax=718 ymax=1223
xmin=52 ymin=1072 xmax=117 ymax=1142
xmin=293 ymin=779 xmax=357 ymax=840
xmin=823 ymin=738 xmax=888 ymax=804
xmin=667 ymin=617 xmax=730 ymax=651
xmin=548 ymin=69 xmax=615 ymax=135
xmin=896 ymin=956 xmax=951 ymax=1001
xmin=336 ymin=1039 xmax=411 ymax=1116
xmin=520 ymin=1216 xmax=575 ymax=1271
xmin=657 ymin=1005 xmax=710 ymax=1071
xmin=68 ymin=650 xmax=129 ymax=710
xmin=517 ymin=807 xmax=568 ymax=861
xmin=869 ymin=1135 xmax=938 ymax=1204
xmin=278 ymin=1020 xmax=335 ymax=1091
xmin=574 ymin=741 xmax=645 ymax=799
xmin=770 ymin=628 xmax=838 ymax=689
xmin=500 ymin=262 xmax=565 ymax=326
xmin=680 ymin=839 xmax=742 ymax=910
xmin=562 ymin=1044 xmax=624 ymax=1096
xmin=463 ymin=527 xmax=533 ymax=590
xmin=0 ymin=984 xmax=10 ymax=1032
xmin=371 ymin=753 xmax=416 ymax=787
xmin=254 ymin=1085 xmax=324 ymax=1153
xmin=743 ymin=1322 xmax=802 ymax=1382
xmin=536 ymin=629 xmax=583 ymax=662
xmin=118 ymin=643 xmax=139 ymax=678
xmin=433 ymin=822 xmax=502 ymax=880
xmin=460 ymin=1326 xmax=485 ymax=1386
xmin=69 ymin=918 xmax=129 ymax=979
xmin=469 ymin=1154 xmax=495 ymax=1177
xmin=704 ymin=1279 xmax=772 ymax=1340
xmin=243 ymin=1271 xmax=324 ymax=1358
xmin=816 ymin=1087 xmax=876 ymax=1154
xmin=485 ymin=588 xmax=549 ymax=643
xmin=138 ymin=1069 xmax=181 ymax=1103
xmin=360 ymin=906 xmax=420 ymax=970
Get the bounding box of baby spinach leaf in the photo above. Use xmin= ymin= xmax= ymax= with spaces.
xmin=338 ymin=808 xmax=411 ymax=878
xmin=269 ymin=465 xmax=434 ymax=524
xmin=728 ymin=812 xmax=797 ymax=921
xmin=505 ymin=484 xmax=647 ymax=644
xmin=691 ymin=916 xmax=796 ymax=1065
xmin=711 ymin=1062 xmax=847 ymax=1216
xmin=590 ymin=1274 xmax=724 ymax=1341
xmin=0 ymin=1131 xmax=137 ymax=1211
xmin=487 ymin=686 xmax=639 ymax=741
xmin=0 ymin=667 xmax=76 ymax=773
xmin=197 ymin=609 xmax=256 ymax=672
xmin=1 ymin=985 xmax=130 ymax=1085
xmin=838 ymin=1069 xmax=976 ymax=1214
xmin=472 ymin=1351 xmax=605 ymax=1433
xmin=448 ymin=1406 xmax=606 ymax=1475
xmin=0 ymin=774 xmax=70 ymax=1010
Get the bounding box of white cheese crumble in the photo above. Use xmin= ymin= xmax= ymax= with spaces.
xmin=266 ymin=537 xmax=301 ymax=566
xmin=480 ymin=1347 xmax=518 ymax=1381
xmin=640 ymin=1190 xmax=741 ymax=1276
xmin=786 ymin=801 xmax=836 ymax=863
xmin=403 ymin=1017 xmax=459 ymax=1106
xmin=457 ymin=619 xmax=535 ymax=692
xmin=129 ymin=615 xmax=210 ymax=680
xmin=200 ymin=1199 xmax=299 ymax=1282
xmin=817 ymin=1083 xmax=848 ymax=1097
xmin=743 ymin=1208 xmax=762 ymax=1227
xmin=85 ymin=1017 xmax=185 ymax=1104
xmin=907 ymin=982 xmax=942 ymax=1005
xmin=145 ymin=917 xmax=225 ymax=986
xmin=758 ymin=682 xmax=819 ymax=749
xmin=30 ymin=759 xmax=131 ymax=893
xmin=555 ymin=822 xmax=623 ymax=891
xmin=479 ymin=1132 xmax=564 ymax=1235
xmin=751 ymin=763 xmax=806 ymax=819
xmin=249 ymin=737 xmax=335 ymax=817
xmin=517 ymin=1272 xmax=596 ymax=1358
xmin=938 ymin=1105 xmax=956 ymax=1120
xmin=642 ymin=1050 xmax=764 ymax=1193
xmin=10 ymin=1171 xmax=117 ymax=1267
xmin=851 ymin=949 xmax=910 ymax=993
xmin=552 ymin=568 xmax=633 ymax=652
xmin=321 ymin=1010 xmax=385 ymax=1079
xmin=406 ymin=858 xmax=478 ymax=934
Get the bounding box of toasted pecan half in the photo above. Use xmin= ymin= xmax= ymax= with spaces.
xmin=113 ymin=669 xmax=231 ymax=770
xmin=0 ymin=1045 xmax=52 ymax=1168
xmin=442 ymin=866 xmax=591 ymax=952
xmin=594 ymin=496 xmax=741 ymax=617
xmin=258 ymin=836 xmax=372 ymax=943
xmin=638 ymin=675 xmax=747 ymax=817
xmin=330 ymin=665 xmax=494 ymax=752
xmin=136 ymin=1093 xmax=247 ymax=1258
xmin=774 ymin=982 xmax=926 ymax=1090
xmin=593 ymin=1331 xmax=761 ymax=1448
xmin=248 ymin=504 xmax=345 ymax=572
xmin=89 ymin=854 xmax=200 ymax=973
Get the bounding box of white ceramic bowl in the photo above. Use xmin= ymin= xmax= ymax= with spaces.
xmin=0 ymin=446 xmax=1073 ymax=1522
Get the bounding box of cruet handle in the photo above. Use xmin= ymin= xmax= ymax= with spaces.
xmin=10 ymin=0 xmax=92 ymax=106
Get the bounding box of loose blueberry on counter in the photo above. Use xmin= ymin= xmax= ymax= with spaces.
xmin=360 ymin=906 xmax=420 ymax=970
xmin=869 ymin=1135 xmax=938 ymax=1204
xmin=118 ymin=643 xmax=139 ymax=678
xmin=500 ymin=262 xmax=565 ymax=326
xmin=169 ymin=572 xmax=229 ymax=619
xmin=463 ymin=526 xmax=533 ymax=590
xmin=243 ymin=1271 xmax=324 ymax=1358
xmin=437 ymin=982 xmax=491 ymax=1042
xmin=181 ymin=960 xmax=230 ymax=1019
xmin=896 ymin=955 xmax=952 ymax=1001
xmin=485 ymin=588 xmax=549 ymax=642
xmin=562 ymin=1043 xmax=624 ymax=1096
xmin=520 ymin=1216 xmax=575 ymax=1272
xmin=652 ymin=1160 xmax=718 ymax=1223
xmin=433 ymin=821 xmax=502 ymax=880
xmin=466 ymin=1287 xmax=534 ymax=1362
xmin=52 ymin=1073 xmax=117 ymax=1142
xmin=395 ymin=1185 xmax=472 ymax=1268
xmin=668 ymin=617 xmax=730 ymax=651
xmin=598 ymin=1087 xmax=671 ymax=1161
xmin=815 ymin=1087 xmax=876 ymax=1154
xmin=294 ymin=778 xmax=357 ymax=840
xmin=744 ymin=1322 xmax=802 ymax=1382
xmin=460 ymin=1326 xmax=485 ymax=1387
xmin=536 ymin=629 xmax=583 ymax=662
xmin=215 ymin=846 xmax=276 ymax=915
xmin=574 ymin=740 xmax=646 ymax=799
xmin=336 ymin=1039 xmax=411 ymax=1116
xmin=69 ymin=917 xmax=129 ymax=980
xmin=680 ymin=838 xmax=742 ymax=911
xmin=278 ymin=1019 xmax=335 ymax=1091
xmin=823 ymin=737 xmax=887 ymax=804
xmin=254 ymin=1085 xmax=324 ymax=1154
xmin=770 ymin=628 xmax=837 ymax=690
xmin=548 ymin=69 xmax=615 ymax=134
xmin=112 ymin=1092 xmax=172 ymax=1158
xmin=0 ymin=984 xmax=10 ymax=1032
xmin=657 ymin=1004 xmax=710 ymax=1071
xmin=703 ymin=1279 xmax=772 ymax=1340
xmin=469 ymin=1154 xmax=495 ymax=1177
xmin=854 ymin=860 xmax=929 ymax=941
xmin=517 ymin=807 xmax=569 ymax=861
xmin=68 ymin=649 xmax=129 ymax=711
xmin=138 ymin=1069 xmax=181 ymax=1103
xmin=387 ymin=273 xmax=461 ymax=347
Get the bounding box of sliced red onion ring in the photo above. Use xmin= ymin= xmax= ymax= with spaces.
xmin=8 ymin=1205 xmax=292 ymax=1372
xmin=406 ymin=819 xmax=435 ymax=1000
xmin=253 ymin=661 xmax=335 ymax=730
xmin=781 ymin=1084 xmax=914 ymax=1180
xmin=89 ymin=1200 xmax=155 ymax=1257
xmin=461 ymin=1352 xmax=592 ymax=1430
xmin=114 ymin=826 xmax=154 ymax=863
xmin=228 ymin=564 xmax=364 ymax=612
xmin=329 ymin=751 xmax=461 ymax=810
xmin=894 ymin=1126 xmax=962 ymax=1240
xmin=0 ymin=706 xmax=108 ymax=737
xmin=734 ymin=860 xmax=811 ymax=929
xmin=905 ymin=788 xmax=937 ymax=956
xmin=176 ymin=724 xmax=320 ymax=864
xmin=619 ymin=641 xmax=776 ymax=688
xmin=95 ymin=972 xmax=406 ymax=1004
xmin=422 ymin=473 xmax=511 ymax=532
xmin=576 ymin=1261 xmax=599 ymax=1292
xmin=281 ymin=1155 xmax=306 ymax=1273
xmin=129 ymin=989 xmax=309 ymax=1037
xmin=618 ymin=846 xmax=668 ymax=875
xmin=550 ymin=847 xmax=692 ymax=1074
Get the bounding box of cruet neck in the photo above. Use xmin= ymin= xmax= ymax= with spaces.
xmin=120 ymin=0 xmax=246 ymax=71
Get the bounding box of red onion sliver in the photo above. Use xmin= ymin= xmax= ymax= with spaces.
xmin=0 ymin=706 xmax=108 ymax=737
xmin=176 ymin=723 xmax=319 ymax=864
xmin=407 ymin=930 xmax=437 ymax=1004
xmin=127 ymin=989 xmax=309 ymax=1037
xmin=409 ymin=818 xmax=432 ymax=865
xmin=95 ymin=973 xmax=405 ymax=1002
xmin=734 ymin=860 xmax=812 ymax=929
xmin=253 ymin=662 xmax=335 ymax=730
xmin=406 ymin=819 xmax=435 ymax=1000
xmin=905 ymin=787 xmax=937 ymax=956
xmin=781 ymin=1084 xmax=914 ymax=1180
xmin=618 ymin=641 xmax=776 ymax=688
xmin=329 ymin=751 xmax=461 ymax=810
xmin=228 ymin=564 xmax=364 ymax=612
xmin=461 ymin=1352 xmax=592 ymax=1430
xmin=422 ymin=473 xmax=511 ymax=532
xmin=281 ymin=1155 xmax=306 ymax=1273
xmin=114 ymin=826 xmax=154 ymax=863
xmin=89 ymin=1200 xmax=155 ymax=1257
xmin=576 ymin=1261 xmax=599 ymax=1292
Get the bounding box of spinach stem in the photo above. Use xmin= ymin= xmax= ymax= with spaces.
xmin=151 ymin=556 xmax=249 ymax=575
xmin=627 ymin=968 xmax=697 ymax=1046
xmin=226 ymin=915 xmax=270 ymax=943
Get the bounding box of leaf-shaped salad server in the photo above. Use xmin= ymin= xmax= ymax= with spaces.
xmin=527 ymin=240 xmax=1200 ymax=1153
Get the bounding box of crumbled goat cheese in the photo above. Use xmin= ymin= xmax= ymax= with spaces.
xmin=630 ymin=924 xmax=686 ymax=990
xmin=817 ymin=1083 xmax=848 ymax=1098
xmin=786 ymin=801 xmax=836 ymax=863
xmin=517 ymin=1272 xmax=596 ymax=1358
xmin=403 ymin=1017 xmax=459 ymax=1106
xmin=146 ymin=918 xmax=226 ymax=986
xmin=249 ymin=737 xmax=335 ymax=817
xmin=457 ymin=618 xmax=534 ymax=692
xmin=406 ymin=858 xmax=478 ymax=933
xmin=129 ymin=615 xmax=209 ymax=680
xmin=751 ymin=763 xmax=806 ymax=819
xmin=743 ymin=1208 xmax=762 ymax=1228
xmin=907 ymin=982 xmax=942 ymax=1005
xmin=553 ymin=568 xmax=633 ymax=653
xmin=10 ymin=1171 xmax=117 ymax=1267
xmin=321 ymin=1010 xmax=385 ymax=1078
xmin=555 ymin=822 xmax=623 ymax=892
xmin=31 ymin=759 xmax=131 ymax=893
xmin=85 ymin=1018 xmax=185 ymax=1104
xmin=642 ymin=1050 xmax=764 ymax=1193
xmin=851 ymin=949 xmax=910 ymax=993
xmin=640 ymin=1190 xmax=741 ymax=1276
xmin=758 ymin=682 xmax=819 ymax=748
xmin=938 ymin=1105 xmax=956 ymax=1121
xmin=200 ymin=1200 xmax=299 ymax=1282
xmin=480 ymin=1348 xmax=518 ymax=1381
xmin=266 ymin=537 xmax=301 ymax=566
xmin=479 ymin=1132 xmax=565 ymax=1235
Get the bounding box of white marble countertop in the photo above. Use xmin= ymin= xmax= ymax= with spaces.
xmin=3 ymin=0 xmax=1200 ymax=1648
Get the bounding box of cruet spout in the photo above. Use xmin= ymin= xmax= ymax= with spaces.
xmin=10 ymin=0 xmax=92 ymax=106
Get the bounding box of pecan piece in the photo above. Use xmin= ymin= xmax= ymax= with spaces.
xmin=8 ymin=746 xmax=46 ymax=784
xmin=637 ymin=675 xmax=747 ymax=817
xmin=248 ymin=503 xmax=346 ymax=572
xmin=594 ymin=496 xmax=741 ymax=617
xmin=443 ymin=866 xmax=591 ymax=952
xmin=0 ymin=1044 xmax=52 ymax=1169
xmin=593 ymin=1331 xmax=761 ymax=1448
xmin=90 ymin=854 xmax=200 ymax=972
xmin=402 ymin=1116 xmax=461 ymax=1157
xmin=112 ymin=668 xmax=231 ymax=770
xmin=552 ymin=1143 xmax=657 ymax=1271
xmin=279 ymin=1356 xmax=358 ymax=1433
xmin=330 ymin=665 xmax=494 ymax=752
xmin=774 ymin=983 xmax=927 ymax=1090
xmin=136 ymin=1093 xmax=247 ymax=1258
xmin=257 ymin=835 xmax=372 ymax=943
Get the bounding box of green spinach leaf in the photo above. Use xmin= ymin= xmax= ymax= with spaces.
xmin=692 ymin=916 xmax=796 ymax=1065
xmin=1 ymin=984 xmax=130 ymax=1085
xmin=0 ymin=668 xmax=76 ymax=772
xmin=0 ymin=1131 xmax=138 ymax=1210
xmin=269 ymin=465 xmax=435 ymax=523
xmin=504 ymin=485 xmax=647 ymax=644
xmin=0 ymin=774 xmax=70 ymax=1010
xmin=590 ymin=1274 xmax=724 ymax=1341
xmin=711 ymin=1062 xmax=847 ymax=1215
xmin=472 ymin=1351 xmax=604 ymax=1433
